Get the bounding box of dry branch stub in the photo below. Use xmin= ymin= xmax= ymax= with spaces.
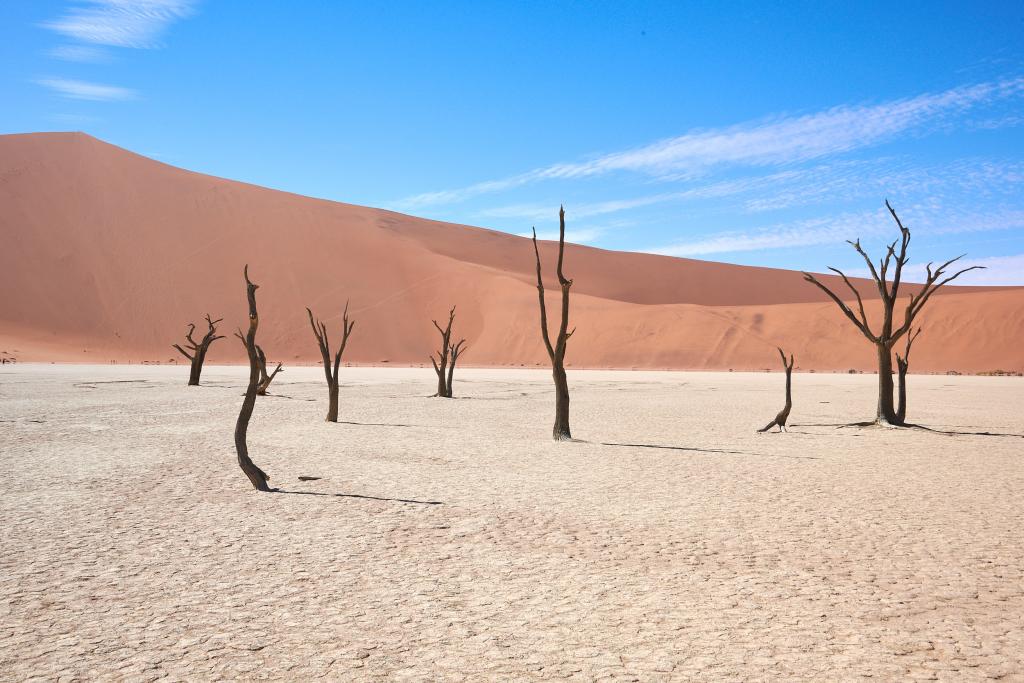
xmin=758 ymin=348 xmax=794 ymax=433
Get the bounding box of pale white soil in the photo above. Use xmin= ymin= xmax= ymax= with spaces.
xmin=1 ymin=365 xmax=1022 ymax=681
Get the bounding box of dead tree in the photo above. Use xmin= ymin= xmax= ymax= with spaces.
xmin=255 ymin=345 xmax=283 ymax=396
xmin=445 ymin=338 xmax=467 ymax=398
xmin=232 ymin=265 xmax=271 ymax=491
xmin=172 ymin=314 xmax=224 ymax=385
xmin=430 ymin=307 xmax=456 ymax=397
xmin=803 ymin=200 xmax=982 ymax=426
xmin=895 ymin=328 xmax=921 ymax=425
xmin=532 ymin=206 xmax=575 ymax=440
xmin=758 ymin=348 xmax=794 ymax=433
xmin=307 ymin=303 xmax=355 ymax=422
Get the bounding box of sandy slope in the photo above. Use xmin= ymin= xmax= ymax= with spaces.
xmin=1 ymin=365 xmax=1022 ymax=680
xmin=1 ymin=132 xmax=1021 ymax=372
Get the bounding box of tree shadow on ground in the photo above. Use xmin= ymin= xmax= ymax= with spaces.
xmin=274 ymin=489 xmax=442 ymax=505
xmin=596 ymin=440 xmax=821 ymax=460
xmin=597 ymin=441 xmax=745 ymax=455
xmin=794 ymin=422 xmax=1024 ymax=438
xmin=334 ymin=420 xmax=416 ymax=428
xmin=259 ymin=393 xmax=317 ymax=402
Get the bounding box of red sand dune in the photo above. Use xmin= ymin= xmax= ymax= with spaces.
xmin=1 ymin=132 xmax=1021 ymax=373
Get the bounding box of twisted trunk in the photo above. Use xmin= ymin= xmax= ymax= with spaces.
xmin=758 ymin=348 xmax=793 ymax=432
xmin=233 ymin=266 xmax=271 ymax=492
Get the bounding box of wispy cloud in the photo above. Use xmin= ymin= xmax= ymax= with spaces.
xmin=848 ymin=252 xmax=1024 ymax=286
xmin=477 ymin=158 xmax=1024 ymax=227
xmin=647 ymin=206 xmax=1024 ymax=258
xmin=919 ymin=253 xmax=1024 ymax=286
xmin=517 ymin=227 xmax=607 ymax=244
xmin=42 ymin=0 xmax=196 ymax=49
xmin=37 ymin=77 xmax=136 ymax=101
xmin=396 ymin=77 xmax=1024 ymax=210
xmin=648 ymin=210 xmax=889 ymax=258
xmin=49 ymin=44 xmax=110 ymax=62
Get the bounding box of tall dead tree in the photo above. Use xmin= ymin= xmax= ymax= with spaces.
xmin=307 ymin=303 xmax=355 ymax=422
xmin=895 ymin=328 xmax=921 ymax=425
xmin=445 ymin=339 xmax=466 ymax=398
xmin=532 ymin=206 xmax=575 ymax=441
xmin=803 ymin=200 xmax=982 ymax=425
xmin=233 ymin=265 xmax=271 ymax=491
xmin=172 ymin=314 xmax=224 ymax=385
xmin=430 ymin=307 xmax=456 ymax=397
xmin=758 ymin=348 xmax=794 ymax=433
xmin=255 ymin=345 xmax=283 ymax=396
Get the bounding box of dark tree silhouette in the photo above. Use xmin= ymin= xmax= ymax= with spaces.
xmin=255 ymin=344 xmax=283 ymax=396
xmin=532 ymin=206 xmax=575 ymax=440
xmin=430 ymin=306 xmax=456 ymax=397
xmin=803 ymin=201 xmax=982 ymax=425
xmin=232 ymin=265 xmax=271 ymax=491
xmin=758 ymin=348 xmax=794 ymax=433
xmin=445 ymin=338 xmax=467 ymax=398
xmin=429 ymin=307 xmax=467 ymax=398
xmin=895 ymin=328 xmax=921 ymax=425
xmin=172 ymin=314 xmax=224 ymax=385
xmin=307 ymin=303 xmax=355 ymax=422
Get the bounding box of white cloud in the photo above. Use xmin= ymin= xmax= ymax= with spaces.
xmin=396 ymin=77 xmax=1024 ymax=209
xmin=933 ymin=253 xmax=1024 ymax=286
xmin=648 ymin=210 xmax=889 ymax=257
xmin=516 ymin=227 xmax=607 ymax=245
xmin=42 ymin=0 xmax=196 ymax=49
xmin=476 ymin=158 xmax=1024 ymax=229
xmin=37 ymin=77 xmax=136 ymax=101
xmin=646 ymin=206 xmax=1024 ymax=259
xmin=49 ymin=44 xmax=110 ymax=62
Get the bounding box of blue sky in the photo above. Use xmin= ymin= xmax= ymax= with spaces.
xmin=3 ymin=1 xmax=1024 ymax=284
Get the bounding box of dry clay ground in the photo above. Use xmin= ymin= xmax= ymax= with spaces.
xmin=1 ymin=364 xmax=1023 ymax=681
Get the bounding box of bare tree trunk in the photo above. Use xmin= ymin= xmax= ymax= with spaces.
xmin=803 ymin=200 xmax=983 ymax=426
xmin=758 ymin=348 xmax=794 ymax=432
xmin=876 ymin=343 xmax=899 ymax=425
xmin=895 ymin=329 xmax=921 ymax=424
xmin=307 ymin=303 xmax=355 ymax=423
xmin=895 ymin=358 xmax=908 ymax=424
xmin=446 ymin=339 xmax=466 ymax=398
xmin=233 ymin=265 xmax=271 ymax=492
xmin=532 ymin=206 xmax=575 ymax=441
xmin=430 ymin=307 xmax=455 ymax=397
xmin=552 ymin=363 xmax=570 ymax=439
xmin=173 ymin=314 xmax=224 ymax=386
xmin=327 ymin=384 xmax=339 ymax=422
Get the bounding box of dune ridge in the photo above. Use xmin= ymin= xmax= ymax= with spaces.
xmin=1 ymin=132 xmax=1021 ymax=372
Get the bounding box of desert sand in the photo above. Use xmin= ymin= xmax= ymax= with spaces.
xmin=2 ymin=364 xmax=1022 ymax=680
xmin=2 ymin=132 xmax=1022 ymax=373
